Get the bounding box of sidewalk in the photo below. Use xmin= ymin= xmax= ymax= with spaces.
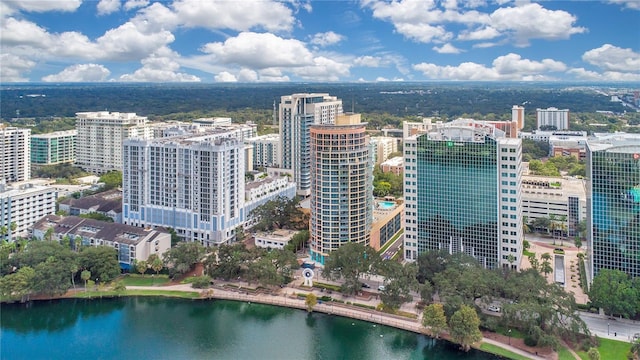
xmin=127 ymin=281 xmax=550 ymax=359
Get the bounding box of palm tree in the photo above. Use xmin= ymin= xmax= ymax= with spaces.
xmin=0 ymin=225 xmax=7 ymax=241
xmin=540 ymin=253 xmax=553 ymax=279
xmin=557 ymin=215 xmax=568 ymax=246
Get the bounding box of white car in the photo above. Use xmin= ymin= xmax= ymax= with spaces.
xmin=378 ymin=285 xmax=385 ymax=291
xmin=488 ymin=305 xmax=501 ymax=312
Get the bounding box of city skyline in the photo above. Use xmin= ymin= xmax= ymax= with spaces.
xmin=1 ymin=0 xmax=639 ymax=83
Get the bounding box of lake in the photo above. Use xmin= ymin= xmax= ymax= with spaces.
xmin=1 ymin=297 xmax=500 ymax=360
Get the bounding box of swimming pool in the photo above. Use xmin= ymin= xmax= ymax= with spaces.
xmin=378 ymin=201 xmax=396 ymax=210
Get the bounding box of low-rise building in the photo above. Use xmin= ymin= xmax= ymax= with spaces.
xmin=380 ymin=156 xmax=404 ymax=175
xmin=32 ymin=215 xmax=171 ymax=269
xmin=30 ymin=130 xmax=76 ymax=166
xmin=521 ymin=175 xmax=586 ymax=236
xmin=0 ymin=180 xmax=57 ymax=240
xmin=254 ymin=229 xmax=298 ymax=250
xmin=370 ymin=199 xmax=404 ymax=251
xmin=58 ymin=189 xmax=122 ymax=223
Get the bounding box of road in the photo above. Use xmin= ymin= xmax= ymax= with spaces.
xmin=579 ymin=312 xmax=640 ymax=341
xmin=381 ymin=233 xmax=403 ymax=260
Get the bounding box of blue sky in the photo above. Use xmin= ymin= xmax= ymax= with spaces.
xmin=1 ymin=0 xmax=639 ymax=83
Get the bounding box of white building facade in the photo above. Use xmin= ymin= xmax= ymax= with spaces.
xmin=122 ymin=130 xmax=245 ymax=246
xmin=279 ymin=93 xmax=343 ymax=197
xmin=75 ymin=112 xmax=151 ymax=174
xmin=1 ymin=126 xmax=30 ymax=183
xmin=247 ymin=134 xmax=280 ymax=169
xmin=537 ymin=107 xmax=570 ymax=130
xmin=0 ymin=181 xmax=57 ymax=241
xmin=370 ymin=136 xmax=399 ymax=165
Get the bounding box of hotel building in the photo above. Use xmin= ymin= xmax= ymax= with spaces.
xmin=75 ymin=112 xmax=151 ymax=174
xmin=403 ymin=119 xmax=523 ymax=269
xmin=1 ymin=126 xmax=30 ymax=183
xmin=586 ymin=134 xmax=640 ymax=279
xmin=279 ymin=93 xmax=343 ymax=197
xmin=31 ymin=130 xmax=76 ymax=166
xmin=309 ymin=113 xmax=373 ymax=264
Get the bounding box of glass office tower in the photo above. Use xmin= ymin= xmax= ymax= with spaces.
xmin=587 ymin=135 xmax=640 ymax=279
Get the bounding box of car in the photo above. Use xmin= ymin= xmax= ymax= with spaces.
xmin=361 ymin=282 xmax=371 ymax=288
xmin=488 ymin=305 xmax=501 ymax=312
xmin=378 ymin=285 xmax=386 ymax=291
xmin=633 ymin=333 xmax=639 ymax=341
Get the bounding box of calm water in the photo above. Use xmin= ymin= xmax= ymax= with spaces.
xmin=1 ymin=297 xmax=500 ymax=360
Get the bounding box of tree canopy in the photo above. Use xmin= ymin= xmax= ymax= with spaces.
xmin=589 ymin=269 xmax=639 ymax=318
xmin=322 ymin=242 xmax=379 ymax=295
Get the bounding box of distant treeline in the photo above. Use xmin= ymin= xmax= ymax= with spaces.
xmin=0 ymin=82 xmax=627 ymax=120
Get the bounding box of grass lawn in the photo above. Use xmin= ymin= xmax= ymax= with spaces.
xmin=479 ymin=343 xmax=530 ymax=360
xmin=73 ymin=289 xmax=200 ymax=299
xmin=576 ymin=338 xmax=631 ymax=360
xmin=119 ymin=274 xmax=170 ymax=286
xmin=557 ymin=345 xmax=575 ymax=360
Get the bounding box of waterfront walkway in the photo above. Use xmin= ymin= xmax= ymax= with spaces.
xmin=128 ymin=283 xmax=547 ymax=360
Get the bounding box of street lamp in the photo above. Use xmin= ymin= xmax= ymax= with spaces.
xmin=607 ymin=322 xmax=610 ymax=336
xmin=508 ymin=329 xmax=512 ymax=346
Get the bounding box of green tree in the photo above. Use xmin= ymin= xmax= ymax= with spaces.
xmin=81 ymin=270 xmax=91 ymax=291
xmin=148 ymin=254 xmax=164 ymax=275
xmin=449 ymin=305 xmax=483 ymax=352
xmin=373 ymin=181 xmax=391 ymax=197
xmin=378 ymin=261 xmax=418 ymax=309
xmin=205 ymin=243 xmax=247 ymax=280
xmin=249 ymin=196 xmax=307 ymax=231
xmin=0 ymin=266 xmax=35 ymax=302
xmin=285 ymin=230 xmax=309 ymax=253
xmin=78 ymin=246 xmax=120 ymax=283
xmin=589 ymin=269 xmax=638 ymax=318
xmin=422 ymin=303 xmax=447 ymax=338
xmin=32 ymin=256 xmax=74 ymax=297
xmin=587 ymin=347 xmax=601 ymax=360
xmin=163 ymin=241 xmax=205 ymax=276
xmin=305 ymin=293 xmax=318 ymax=313
xmin=323 ymin=242 xmax=379 ymax=296
xmin=78 ymin=213 xmax=114 ymax=222
xmin=540 ymin=253 xmax=553 ymax=279
xmin=136 ymin=260 xmax=148 ymax=275
xmin=99 ymin=170 xmax=122 ymax=190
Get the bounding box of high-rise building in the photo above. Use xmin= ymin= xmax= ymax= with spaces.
xmin=31 ymin=130 xmax=76 ymax=166
xmin=279 ymin=93 xmax=343 ymax=197
xmin=246 ymin=134 xmax=280 ymax=169
xmin=586 ymin=134 xmax=640 ymax=279
xmin=122 ymin=129 xmax=245 ymax=246
xmin=75 ymin=112 xmax=151 ymax=174
xmin=1 ymin=126 xmax=30 ymax=183
xmin=309 ymin=113 xmax=373 ymax=264
xmin=537 ymin=107 xmax=569 ymax=130
xmin=512 ymin=105 xmax=525 ymax=131
xmin=370 ymin=136 xmax=399 ymax=165
xmin=403 ymin=119 xmax=523 ymax=269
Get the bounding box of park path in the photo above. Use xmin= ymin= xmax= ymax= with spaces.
xmin=128 ymin=283 xmax=548 ymax=360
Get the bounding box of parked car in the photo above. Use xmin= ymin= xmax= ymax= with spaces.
xmin=378 ymin=285 xmax=386 ymax=291
xmin=361 ymin=282 xmax=371 ymax=288
xmin=488 ymin=305 xmax=501 ymax=312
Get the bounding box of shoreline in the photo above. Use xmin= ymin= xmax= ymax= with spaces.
xmin=6 ymin=282 xmax=546 ymax=360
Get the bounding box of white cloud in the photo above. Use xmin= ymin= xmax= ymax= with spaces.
xmin=257 ymin=68 xmax=289 ymax=82
xmin=310 ymin=31 xmax=345 ymax=47
xmin=0 ymin=54 xmax=36 ymax=82
xmin=214 ymin=71 xmax=237 ymax=82
xmin=171 ymin=0 xmax=295 ymax=32
xmin=567 ymin=68 xmax=640 ymax=82
xmin=290 ymin=56 xmax=350 ymax=81
xmin=489 ymin=3 xmax=587 ymax=46
xmin=458 ymin=26 xmax=500 ymax=41
xmin=42 ymin=64 xmax=111 ymax=82
xmin=97 ymin=0 xmax=120 ymax=15
xmin=96 ymin=22 xmax=175 ymax=61
xmin=375 ymin=76 xmax=404 ymax=82
xmin=201 ymin=32 xmax=314 ymax=69
xmin=1 ymin=0 xmax=82 ymax=15
xmin=120 ymin=51 xmax=200 ymax=82
xmin=607 ymin=0 xmax=640 ymax=10
xmin=124 ymin=0 xmax=149 ymax=11
xmin=413 ymin=53 xmax=566 ymax=80
xmin=237 ymin=68 xmax=258 ymax=82
xmin=354 ymin=55 xmax=381 ymax=67
xmin=582 ymin=44 xmax=640 ymax=72
xmin=433 ymin=43 xmax=462 ymax=54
